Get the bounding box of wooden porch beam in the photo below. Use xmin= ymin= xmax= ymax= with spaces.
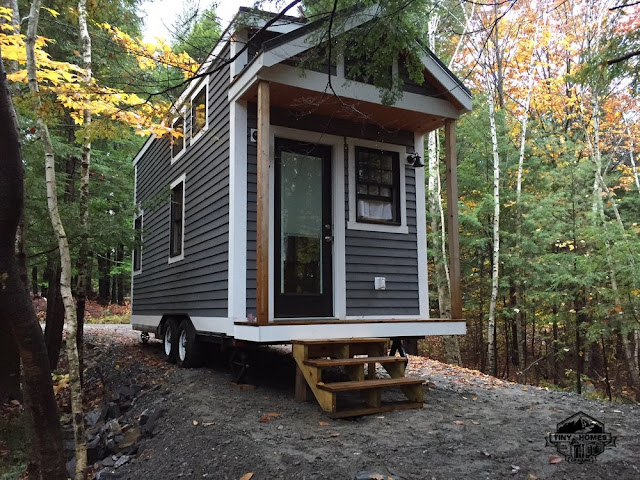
xmin=256 ymin=81 xmax=270 ymax=324
xmin=445 ymin=119 xmax=462 ymax=319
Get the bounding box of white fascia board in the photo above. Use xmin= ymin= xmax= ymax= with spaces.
xmin=232 ymin=10 xmax=305 ymax=34
xmin=260 ymin=64 xmax=461 ymax=119
xmin=419 ymin=51 xmax=472 ymax=112
xmin=233 ymin=321 xmax=466 ymax=343
xmin=132 ymin=135 xmax=156 ymax=166
xmin=228 ymin=55 xmax=264 ymax=102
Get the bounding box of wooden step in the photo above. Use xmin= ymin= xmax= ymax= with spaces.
xmin=329 ymin=401 xmax=423 ymax=419
xmin=317 ymin=377 xmax=424 ymax=392
xmin=304 ymin=356 xmax=407 ymax=367
xmin=292 ymin=337 xmax=390 ymax=345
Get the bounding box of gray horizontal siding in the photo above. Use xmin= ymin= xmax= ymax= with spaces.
xmin=345 ymin=163 xmax=420 ymax=317
xmin=246 ymin=104 xmax=257 ymax=316
xmin=132 ymin=44 xmax=231 ymax=319
xmin=245 ymin=106 xmax=420 ymax=318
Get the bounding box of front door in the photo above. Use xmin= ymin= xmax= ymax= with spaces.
xmin=274 ymin=139 xmax=333 ymax=318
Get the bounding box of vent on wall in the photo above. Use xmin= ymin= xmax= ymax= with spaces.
xmin=250 ymin=128 xmax=258 ymax=143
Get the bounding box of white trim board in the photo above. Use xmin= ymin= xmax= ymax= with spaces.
xmin=269 ymin=126 xmax=347 ymax=322
xmin=227 ymin=100 xmax=248 ymax=322
xmin=234 ymin=321 xmax=466 ymax=343
xmin=170 ymin=107 xmax=187 ymax=164
xmin=190 ymin=77 xmax=210 ymax=146
xmin=414 ymin=133 xmax=430 ymax=319
xmin=347 ymin=139 xmax=409 ymax=235
xmin=132 ymin=209 xmax=143 ymax=276
xmin=168 ymin=173 xmax=186 ymax=264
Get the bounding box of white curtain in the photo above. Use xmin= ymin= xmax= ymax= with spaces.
xmin=357 ymin=199 xmax=393 ymax=221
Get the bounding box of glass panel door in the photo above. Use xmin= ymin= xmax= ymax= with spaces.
xmin=275 ymin=139 xmax=332 ymax=318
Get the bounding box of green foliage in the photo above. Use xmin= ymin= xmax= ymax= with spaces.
xmin=301 ymin=0 xmax=436 ymax=104
xmin=171 ymin=3 xmax=222 ymax=63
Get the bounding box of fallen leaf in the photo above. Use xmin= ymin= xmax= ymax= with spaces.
xmin=115 ymin=364 xmax=120 ymax=370
xmin=203 ymin=422 xmax=215 ymax=427
xmin=239 ymin=473 xmax=254 ymax=480
xmin=192 ymin=420 xmax=199 ymax=426
xmin=471 ymin=420 xmax=480 ymax=425
xmin=330 ymin=432 xmax=340 ymax=437
xmin=259 ymin=412 xmax=281 ymax=423
xmin=318 ymin=421 xmax=329 ymax=426
xmin=528 ymin=474 xmax=539 ymax=480
xmin=453 ymin=420 xmax=465 ymax=425
xmin=472 ymin=396 xmax=478 ymax=401
xmin=548 ymin=455 xmax=563 ymax=464
xmin=480 ymin=450 xmax=491 ymax=457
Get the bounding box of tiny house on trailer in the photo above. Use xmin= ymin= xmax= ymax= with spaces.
xmin=131 ymin=6 xmax=471 ymax=416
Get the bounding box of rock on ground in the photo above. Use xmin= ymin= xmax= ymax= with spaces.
xmin=83 ymin=325 xmax=640 ymax=480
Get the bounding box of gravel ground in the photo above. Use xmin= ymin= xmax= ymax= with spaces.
xmin=83 ymin=325 xmax=640 ymax=480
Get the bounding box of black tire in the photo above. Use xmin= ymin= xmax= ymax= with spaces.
xmin=176 ymin=319 xmax=201 ymax=368
xmin=163 ymin=318 xmax=179 ymax=364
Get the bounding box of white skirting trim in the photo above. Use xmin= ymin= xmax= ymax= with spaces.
xmin=131 ymin=315 xmax=466 ymax=344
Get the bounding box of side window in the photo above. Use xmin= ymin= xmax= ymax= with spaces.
xmin=191 ymin=81 xmax=208 ymax=141
xmin=355 ymin=147 xmax=400 ymax=225
xmin=133 ymin=213 xmax=142 ymax=273
xmin=171 ymin=114 xmax=185 ymax=161
xmin=169 ymin=176 xmax=185 ymax=261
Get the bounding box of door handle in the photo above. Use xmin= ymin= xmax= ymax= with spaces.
xmin=324 ymin=236 xmax=333 ymax=243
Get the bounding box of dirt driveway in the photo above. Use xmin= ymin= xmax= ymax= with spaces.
xmin=83 ymin=325 xmax=640 ymax=480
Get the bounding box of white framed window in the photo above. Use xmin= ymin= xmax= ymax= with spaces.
xmin=168 ymin=174 xmax=186 ymax=263
xmin=133 ymin=209 xmax=143 ymax=275
xmin=347 ymin=139 xmax=408 ymax=234
xmin=170 ymin=108 xmax=186 ymax=163
xmin=190 ymin=77 xmax=209 ymax=144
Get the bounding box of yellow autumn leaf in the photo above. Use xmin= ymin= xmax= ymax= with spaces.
xmin=43 ymin=7 xmax=60 ymax=18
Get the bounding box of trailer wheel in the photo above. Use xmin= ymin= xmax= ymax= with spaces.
xmin=163 ymin=319 xmax=179 ymax=363
xmin=177 ymin=319 xmax=201 ymax=368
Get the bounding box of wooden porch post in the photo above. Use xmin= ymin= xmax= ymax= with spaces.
xmin=445 ymin=119 xmax=462 ymax=319
xmin=256 ymin=81 xmax=270 ymax=324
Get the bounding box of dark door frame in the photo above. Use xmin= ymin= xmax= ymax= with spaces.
xmin=274 ymin=138 xmax=333 ymax=318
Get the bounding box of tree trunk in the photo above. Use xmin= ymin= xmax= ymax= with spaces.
xmin=0 ymin=326 xmax=21 ymax=401
xmin=513 ymin=23 xmax=538 ymax=384
xmin=426 ymin=16 xmax=461 ymax=366
xmin=622 ymin=115 xmax=640 ymax=194
xmin=75 ymin=0 xmax=93 ymax=376
xmin=0 ymin=48 xmax=68 ymax=480
xmin=0 ymin=2 xmax=24 ymax=401
xmin=44 ymin=264 xmax=64 ymax=370
xmin=31 ymin=265 xmax=38 ymax=295
xmin=117 ymin=245 xmax=125 ymax=305
xmin=486 ymin=84 xmax=501 ymax=377
xmin=97 ymin=251 xmax=111 ymax=304
xmin=25 ymin=2 xmax=87 ymax=477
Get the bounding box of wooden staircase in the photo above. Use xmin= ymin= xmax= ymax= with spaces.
xmin=292 ymin=338 xmax=424 ymax=418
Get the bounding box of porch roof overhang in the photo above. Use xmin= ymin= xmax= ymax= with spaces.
xmin=230 ymin=62 xmax=457 ymax=134
xmin=229 ymin=34 xmax=471 ymax=135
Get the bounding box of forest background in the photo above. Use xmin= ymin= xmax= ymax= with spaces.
xmin=1 ymin=1 xmax=639 ymax=471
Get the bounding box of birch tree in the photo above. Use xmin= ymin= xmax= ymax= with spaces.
xmin=75 ymin=0 xmax=92 ymax=370
xmin=25 ymin=1 xmax=87 ymax=477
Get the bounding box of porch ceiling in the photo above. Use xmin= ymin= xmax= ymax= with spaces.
xmin=239 ymin=82 xmax=446 ymax=134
